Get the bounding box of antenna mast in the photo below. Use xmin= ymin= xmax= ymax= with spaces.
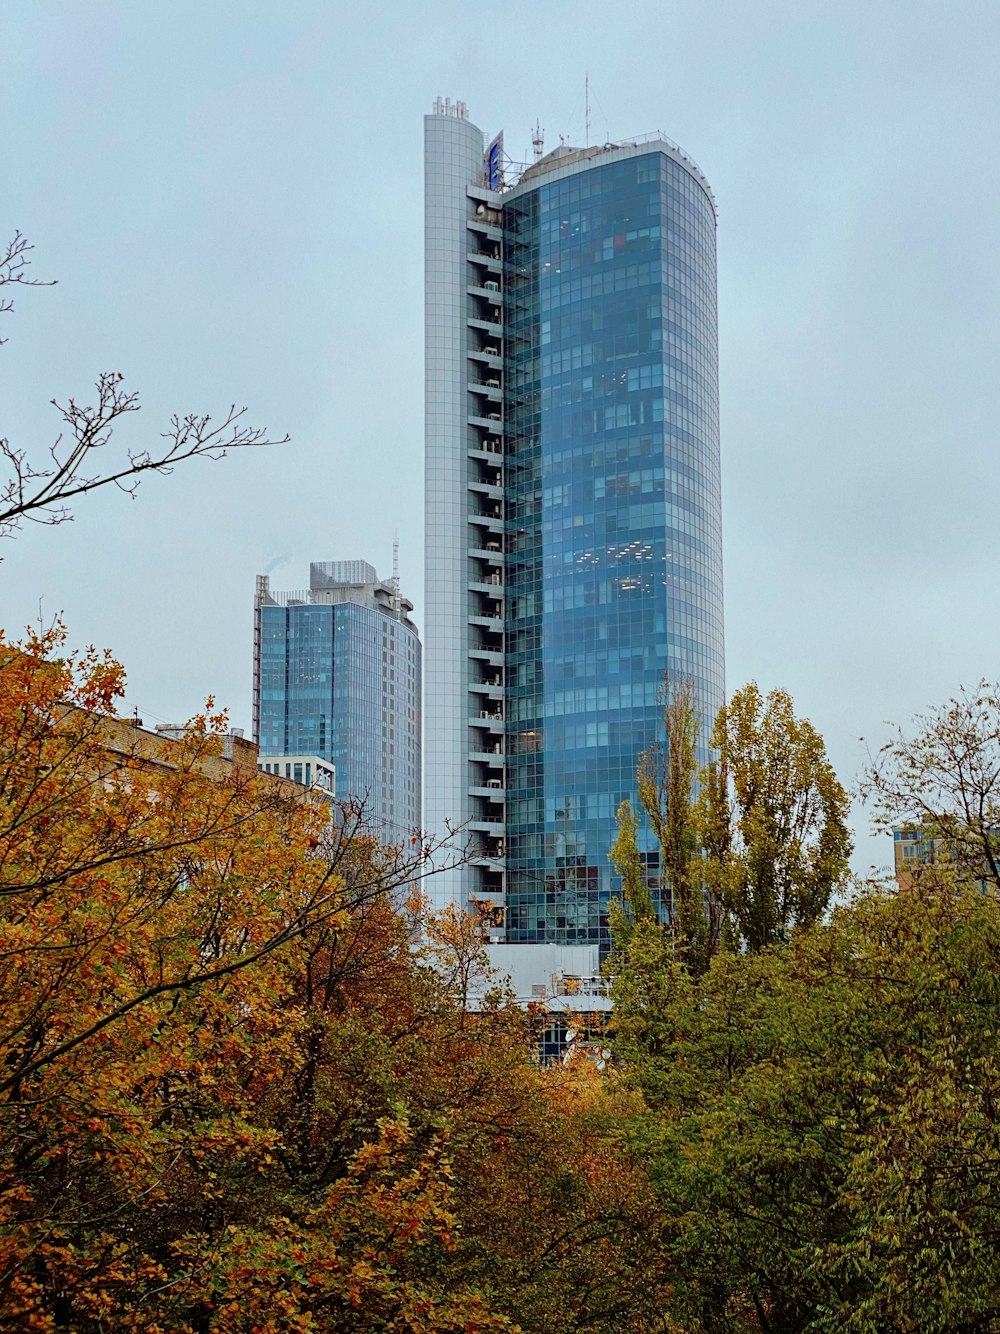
xmin=585 ymin=72 xmax=590 ymax=148
xmin=391 ymin=532 xmax=400 ymax=610
xmin=532 ymin=119 xmax=544 ymax=163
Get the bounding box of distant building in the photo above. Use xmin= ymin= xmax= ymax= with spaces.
xmin=258 ymin=753 xmax=336 ymax=796
xmin=253 ymin=560 xmax=421 ymax=840
xmin=105 ymin=718 xmax=311 ymax=808
xmin=893 ymin=827 xmax=933 ymax=884
xmin=153 ymin=722 xmax=255 ymax=765
xmin=893 ymin=826 xmax=997 ymax=896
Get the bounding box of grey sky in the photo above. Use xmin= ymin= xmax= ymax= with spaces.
xmin=5 ymin=0 xmax=1000 ymax=875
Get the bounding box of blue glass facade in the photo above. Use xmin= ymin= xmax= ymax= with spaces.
xmin=503 ymin=149 xmax=724 ymax=947
xmin=256 ymin=594 xmax=421 ymax=838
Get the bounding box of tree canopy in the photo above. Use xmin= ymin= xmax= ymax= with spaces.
xmin=705 ymin=683 xmax=853 ymax=951
xmin=609 ymin=679 xmax=1000 ymax=1333
xmin=613 ymin=881 xmax=1000 ymax=1333
xmin=611 ymin=680 xmax=852 ymax=978
xmin=0 ymin=626 xmax=670 ymax=1333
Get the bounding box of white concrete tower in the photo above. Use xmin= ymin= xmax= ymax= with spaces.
xmin=424 ymin=99 xmax=507 ymax=917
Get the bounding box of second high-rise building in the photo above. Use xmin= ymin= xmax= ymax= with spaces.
xmin=424 ymin=100 xmax=724 ymax=965
xmin=253 ymin=560 xmax=421 ymax=840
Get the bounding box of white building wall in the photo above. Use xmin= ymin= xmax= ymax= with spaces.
xmin=424 ymin=105 xmax=485 ymax=910
xmin=482 ymin=943 xmax=602 ymax=1006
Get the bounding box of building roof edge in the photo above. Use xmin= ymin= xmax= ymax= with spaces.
xmin=504 ymin=136 xmax=717 ymax=218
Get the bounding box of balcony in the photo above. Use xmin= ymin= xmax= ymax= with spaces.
xmin=468 ymin=414 xmax=503 ymax=433
xmin=470 ymin=746 xmax=504 ymax=764
xmin=468 ymin=315 xmax=503 ymax=336
xmin=469 ymin=819 xmax=506 ymax=836
xmin=469 ymin=351 xmax=502 ymax=376
xmin=468 ymin=448 xmax=501 ymax=467
xmin=471 ymin=625 xmax=503 ymax=648
xmin=469 ymin=680 xmax=504 ymax=697
xmin=468 ymin=513 xmax=503 ymax=534
xmin=469 ymin=672 xmax=501 ymax=693
xmin=477 ymin=584 xmax=503 ymax=604
xmin=469 ymin=554 xmax=503 ymax=576
xmin=471 ymin=595 xmax=504 ymax=622
xmin=469 ymin=785 xmax=506 ymax=803
xmin=470 ymin=837 xmax=505 ymax=864
xmin=468 ymin=481 xmax=503 ymax=502
xmin=466 ymin=216 xmax=502 ymax=242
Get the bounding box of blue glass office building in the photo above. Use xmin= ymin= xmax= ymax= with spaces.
xmin=424 ymin=103 xmax=723 ymax=956
xmin=253 ymin=561 xmax=421 ymax=839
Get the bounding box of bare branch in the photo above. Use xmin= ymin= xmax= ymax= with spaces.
xmin=0 ymin=234 xmax=287 ymax=544
xmin=0 ymin=231 xmax=56 ymax=341
xmin=0 ymin=371 xmax=289 ymax=541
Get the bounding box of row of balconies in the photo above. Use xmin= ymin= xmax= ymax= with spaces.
xmin=467 ymin=199 xmax=507 ymax=922
xmin=467 ymin=210 xmax=507 ymax=892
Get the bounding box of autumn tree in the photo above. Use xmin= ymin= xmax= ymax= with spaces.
xmin=0 ymin=626 xmax=514 ymax=1331
xmin=0 ymin=626 xmax=679 ymax=1332
xmin=452 ymin=1054 xmax=676 ymax=1334
xmin=0 ymin=231 xmax=286 ymax=542
xmin=700 ymin=682 xmax=852 ymax=951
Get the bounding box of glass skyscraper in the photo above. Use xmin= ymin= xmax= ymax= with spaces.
xmin=253 ymin=560 xmax=421 ymax=839
xmin=424 ymin=100 xmax=723 ymax=963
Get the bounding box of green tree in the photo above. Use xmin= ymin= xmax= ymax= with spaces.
xmin=639 ymin=677 xmax=721 ymax=972
xmin=610 ymin=677 xmax=721 ymax=976
xmin=615 ymin=882 xmax=1000 ymax=1334
xmin=610 ymin=683 xmax=1000 ymax=1332
xmin=610 ymin=798 xmax=656 ymax=926
xmin=701 ymin=683 xmax=852 ymax=951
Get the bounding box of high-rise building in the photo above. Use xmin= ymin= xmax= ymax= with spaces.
xmin=253 ymin=560 xmax=421 ymax=839
xmin=424 ymin=99 xmax=724 ymax=972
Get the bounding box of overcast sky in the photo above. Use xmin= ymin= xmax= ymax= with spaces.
xmin=5 ymin=0 xmax=1000 ymax=874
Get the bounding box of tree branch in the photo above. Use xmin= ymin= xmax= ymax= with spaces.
xmin=0 ymin=233 xmax=288 ymax=542
xmin=0 ymin=231 xmax=56 ymax=341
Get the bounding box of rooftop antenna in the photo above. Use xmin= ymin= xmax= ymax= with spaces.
xmin=532 ymin=119 xmax=544 ymax=163
xmin=585 ymin=72 xmax=590 ymax=148
xmin=391 ymin=532 xmax=400 ymax=609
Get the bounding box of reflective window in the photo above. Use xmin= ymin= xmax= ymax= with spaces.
xmin=503 ymin=151 xmax=724 ymax=948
